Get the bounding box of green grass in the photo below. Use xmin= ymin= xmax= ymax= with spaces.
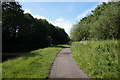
xmin=70 ymin=40 xmax=120 ymax=78
xmin=0 ymin=64 xmax=2 ymax=80
xmin=2 ymin=44 xmax=68 ymax=78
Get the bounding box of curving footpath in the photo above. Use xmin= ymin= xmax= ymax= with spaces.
xmin=49 ymin=46 xmax=91 ymax=79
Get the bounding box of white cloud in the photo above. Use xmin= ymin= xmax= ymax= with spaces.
xmin=56 ymin=17 xmax=64 ymax=22
xmin=23 ymin=8 xmax=72 ymax=35
xmin=34 ymin=15 xmax=52 ymax=23
xmin=51 ymin=17 xmax=73 ymax=35
xmin=34 ymin=15 xmax=48 ymax=20
xmin=24 ymin=9 xmax=32 ymax=14
xmin=24 ymin=9 xmax=49 ymax=20
xmin=33 ymin=16 xmax=72 ymax=35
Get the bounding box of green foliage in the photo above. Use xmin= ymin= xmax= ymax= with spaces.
xmin=70 ymin=40 xmax=119 ymax=78
xmin=2 ymin=2 xmax=70 ymax=52
xmin=2 ymin=44 xmax=68 ymax=78
xmin=70 ymin=2 xmax=120 ymax=41
xmin=0 ymin=64 xmax=2 ymax=80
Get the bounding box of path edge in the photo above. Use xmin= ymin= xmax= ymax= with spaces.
xmin=47 ymin=48 xmax=63 ymax=79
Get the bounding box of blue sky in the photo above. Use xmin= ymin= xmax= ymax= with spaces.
xmin=19 ymin=2 xmax=103 ymax=35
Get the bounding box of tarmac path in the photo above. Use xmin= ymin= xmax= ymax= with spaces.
xmin=49 ymin=46 xmax=90 ymax=78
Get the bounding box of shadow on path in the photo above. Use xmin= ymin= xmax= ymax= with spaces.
xmin=49 ymin=46 xmax=91 ymax=79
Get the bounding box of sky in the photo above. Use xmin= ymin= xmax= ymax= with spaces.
xmin=19 ymin=2 xmax=105 ymax=35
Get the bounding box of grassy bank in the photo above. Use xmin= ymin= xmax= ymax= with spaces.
xmin=2 ymin=44 xmax=67 ymax=78
xmin=70 ymin=40 xmax=119 ymax=78
xmin=0 ymin=64 xmax=1 ymax=80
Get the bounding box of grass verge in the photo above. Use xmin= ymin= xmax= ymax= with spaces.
xmin=70 ymin=40 xmax=119 ymax=78
xmin=0 ymin=64 xmax=2 ymax=80
xmin=2 ymin=44 xmax=68 ymax=78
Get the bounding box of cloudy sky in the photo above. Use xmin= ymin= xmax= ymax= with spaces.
xmin=19 ymin=1 xmax=107 ymax=35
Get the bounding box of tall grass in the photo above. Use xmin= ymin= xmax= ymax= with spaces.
xmin=2 ymin=45 xmax=67 ymax=78
xmin=70 ymin=40 xmax=119 ymax=78
xmin=0 ymin=64 xmax=2 ymax=80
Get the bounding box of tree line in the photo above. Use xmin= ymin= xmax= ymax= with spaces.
xmin=70 ymin=2 xmax=120 ymax=41
xmin=2 ymin=2 xmax=70 ymax=52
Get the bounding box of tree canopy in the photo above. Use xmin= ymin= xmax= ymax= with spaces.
xmin=2 ymin=2 xmax=70 ymax=52
xmin=70 ymin=2 xmax=120 ymax=41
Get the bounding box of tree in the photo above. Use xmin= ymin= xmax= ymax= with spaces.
xmin=2 ymin=2 xmax=70 ymax=52
xmin=2 ymin=2 xmax=24 ymax=52
xmin=70 ymin=2 xmax=120 ymax=41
